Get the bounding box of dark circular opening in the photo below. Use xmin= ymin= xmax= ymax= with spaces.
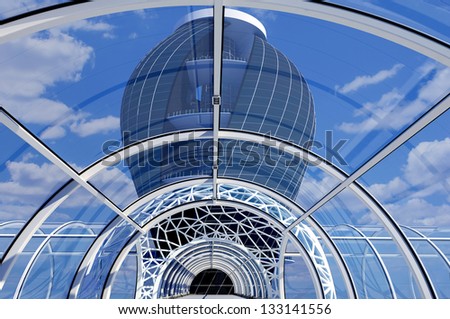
xmin=190 ymin=269 xmax=235 ymax=295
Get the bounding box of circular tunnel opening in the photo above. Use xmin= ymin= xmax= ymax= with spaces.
xmin=190 ymin=269 xmax=235 ymax=295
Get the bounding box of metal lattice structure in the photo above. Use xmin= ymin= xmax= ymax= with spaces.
xmin=134 ymin=184 xmax=336 ymax=299
xmin=0 ymin=0 xmax=449 ymax=301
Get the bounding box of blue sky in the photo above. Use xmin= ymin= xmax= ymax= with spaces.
xmin=0 ymin=4 xmax=449 ymax=229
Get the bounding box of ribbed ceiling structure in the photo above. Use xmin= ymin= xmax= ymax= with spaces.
xmin=0 ymin=0 xmax=449 ymax=299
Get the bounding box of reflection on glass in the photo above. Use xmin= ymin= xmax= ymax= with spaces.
xmin=333 ymin=239 xmax=392 ymax=298
xmin=0 ymin=123 xmax=69 ymax=247
xmin=77 ymin=221 xmax=135 ymax=299
xmin=312 ymin=188 xmax=384 ymax=227
xmin=0 ymin=0 xmax=70 ymax=20
xmin=19 ymin=236 xmax=94 ymax=298
xmin=324 ymin=0 xmax=450 ymax=42
xmin=231 ymin=7 xmax=450 ymax=174
xmin=110 ymin=248 xmax=138 ymax=299
xmin=410 ymin=240 xmax=450 ymax=298
xmin=284 ymin=254 xmax=316 ymax=298
xmin=44 ymin=187 xmax=116 ymax=229
xmin=219 ymin=140 xmax=310 ymax=199
xmin=0 ymin=239 xmax=43 ymax=298
xmin=358 ymin=111 xmax=450 ymax=229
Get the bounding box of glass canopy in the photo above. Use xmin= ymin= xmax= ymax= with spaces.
xmin=0 ymin=0 xmax=449 ymax=299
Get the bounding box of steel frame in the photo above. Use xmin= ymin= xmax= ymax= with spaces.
xmin=1 ymin=0 xmax=449 ymax=298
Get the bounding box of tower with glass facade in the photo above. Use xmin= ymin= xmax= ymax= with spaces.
xmin=120 ymin=8 xmax=315 ymax=200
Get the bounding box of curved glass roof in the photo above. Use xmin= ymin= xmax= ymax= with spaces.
xmin=0 ymin=0 xmax=449 ymax=300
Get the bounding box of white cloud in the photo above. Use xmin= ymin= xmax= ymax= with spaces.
xmin=2 ymin=97 xmax=75 ymax=124
xmin=337 ymin=64 xmax=403 ymax=94
xmin=0 ymin=157 xmax=137 ymax=221
xmin=65 ymin=20 xmax=114 ymax=33
xmin=338 ymin=90 xmax=404 ymax=133
xmin=0 ymin=159 xmax=68 ymax=221
xmin=417 ymin=66 xmax=450 ymax=102
xmin=0 ymin=0 xmax=54 ymax=19
xmin=61 ymin=19 xmax=117 ymax=39
xmin=40 ymin=125 xmax=66 ymax=140
xmin=369 ymin=177 xmax=409 ymax=201
xmin=249 ymin=8 xmax=277 ymax=22
xmin=0 ymin=30 xmax=121 ymax=139
xmin=70 ymin=115 xmax=120 ymax=137
xmin=338 ymin=65 xmax=450 ymax=134
xmin=367 ymin=138 xmax=450 ymax=226
xmin=0 ymin=31 xmax=93 ymax=99
xmin=0 ymin=30 xmax=92 ymax=138
xmin=385 ymin=198 xmax=450 ymax=227
xmin=102 ymin=32 xmax=116 ymax=40
xmin=403 ymin=137 xmax=450 ymax=196
xmin=134 ymin=9 xmax=158 ymax=20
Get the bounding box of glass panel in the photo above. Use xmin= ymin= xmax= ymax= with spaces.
xmin=410 ymin=239 xmax=450 ymax=298
xmin=372 ymin=239 xmax=422 ymax=298
xmin=91 ymin=139 xmax=213 ymax=209
xmin=0 ymin=0 xmax=70 ymax=20
xmin=44 ymin=187 xmax=116 ymax=231
xmin=358 ymin=110 xmax=450 ymax=229
xmin=295 ymin=164 xmax=341 ymax=211
xmin=333 ymin=239 xmax=392 ymax=298
xmin=77 ymin=221 xmax=136 ymax=298
xmin=313 ymin=188 xmax=385 ymax=227
xmin=219 ymin=140 xmax=338 ymax=202
xmin=221 ymin=8 xmax=315 ymax=151
xmin=324 ymin=0 xmax=450 ymax=43
xmin=19 ymin=236 xmax=94 ymax=298
xmin=433 ymin=240 xmax=450 ymax=261
xmin=110 ymin=248 xmax=138 ymax=299
xmin=0 ymin=6 xmax=212 ymax=172
xmin=0 ymin=237 xmax=44 ymax=298
xmin=313 ymin=188 xmax=424 ymax=297
xmin=284 ymin=254 xmax=316 ymax=298
xmin=0 ymin=222 xmax=25 ymax=260
xmin=226 ymin=7 xmax=450 ymax=174
xmin=0 ymin=123 xmax=69 ymax=246
xmin=328 ymin=224 xmax=364 ymax=237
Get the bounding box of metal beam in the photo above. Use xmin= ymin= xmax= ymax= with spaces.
xmin=13 ymin=222 xmax=94 ymax=299
xmin=286 ymin=93 xmax=450 ymax=233
xmin=0 ymin=0 xmax=213 ymax=44
xmin=0 ymin=180 xmax=78 ymax=290
xmin=344 ymin=224 xmax=397 ymax=298
xmin=68 ymin=217 xmax=123 ymax=298
xmin=212 ymin=0 xmax=224 ymax=200
xmin=6 ymin=128 xmax=353 ymax=297
xmin=0 ymin=108 xmax=143 ymax=234
xmin=224 ymin=0 xmax=450 ymax=67
xmin=1 ymin=1 xmax=449 ymax=67
xmin=101 ymin=199 xmax=324 ymax=299
xmin=349 ymin=183 xmax=438 ymax=299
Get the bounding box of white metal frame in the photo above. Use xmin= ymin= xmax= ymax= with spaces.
xmin=102 ymin=199 xmax=326 ymax=299
xmin=0 ymin=118 xmax=439 ymax=298
xmin=129 ymin=185 xmax=335 ymax=298
xmin=1 ymin=0 xmax=449 ymax=298
xmin=1 ymin=0 xmax=449 ymax=67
